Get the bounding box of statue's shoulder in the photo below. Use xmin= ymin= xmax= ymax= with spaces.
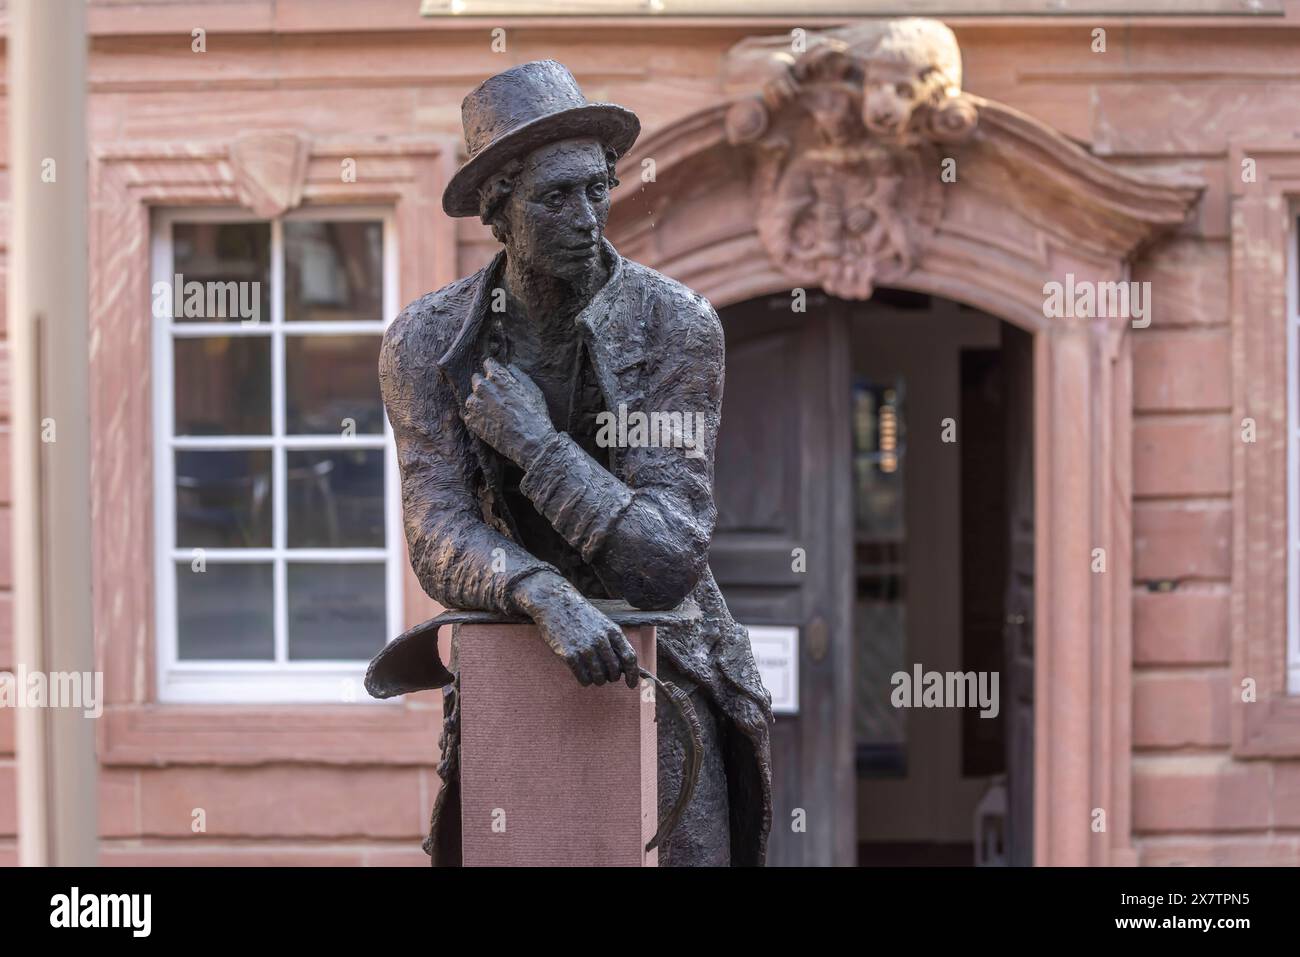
xmin=381 ymin=270 xmax=484 ymax=372
xmin=620 ymin=258 xmax=721 ymax=342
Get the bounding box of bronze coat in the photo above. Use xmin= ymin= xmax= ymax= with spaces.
xmin=374 ymin=240 xmax=773 ymax=865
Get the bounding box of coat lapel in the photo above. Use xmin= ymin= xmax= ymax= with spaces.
xmin=437 ymin=249 xmax=503 ymax=404
xmin=434 ymin=251 xmax=519 ymax=538
xmin=576 ymin=241 xmax=646 ymax=417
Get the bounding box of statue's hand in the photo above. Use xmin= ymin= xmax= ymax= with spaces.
xmin=513 ymin=571 xmax=639 ymax=688
xmin=463 ymin=357 xmax=555 ymax=467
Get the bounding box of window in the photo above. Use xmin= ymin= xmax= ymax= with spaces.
xmin=151 ymin=208 xmax=402 ymax=703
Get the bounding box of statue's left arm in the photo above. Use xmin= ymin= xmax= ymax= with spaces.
xmin=518 ymin=296 xmax=723 ymax=610
xmin=466 ymin=292 xmax=722 ymax=611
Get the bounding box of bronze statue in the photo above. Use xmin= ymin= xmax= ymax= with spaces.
xmin=366 ymin=59 xmax=773 ymax=866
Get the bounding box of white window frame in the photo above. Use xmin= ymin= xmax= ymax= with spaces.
xmin=151 ymin=206 xmax=403 ymax=704
xmin=1289 ymin=208 xmax=1300 ymax=695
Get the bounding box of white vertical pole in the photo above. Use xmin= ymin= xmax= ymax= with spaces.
xmin=9 ymin=0 xmax=98 ymax=866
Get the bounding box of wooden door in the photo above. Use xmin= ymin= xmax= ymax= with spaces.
xmin=1001 ymin=323 xmax=1035 ymax=866
xmin=710 ymin=296 xmax=855 ymax=866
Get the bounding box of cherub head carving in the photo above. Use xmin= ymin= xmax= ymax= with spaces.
xmin=723 ymin=17 xmax=977 ymax=149
xmin=860 ymin=18 xmax=963 ymax=138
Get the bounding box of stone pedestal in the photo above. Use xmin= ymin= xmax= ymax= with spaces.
xmin=455 ymin=601 xmax=693 ymax=867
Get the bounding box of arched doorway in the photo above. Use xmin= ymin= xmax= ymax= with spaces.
xmin=607 ymin=18 xmax=1199 ymax=865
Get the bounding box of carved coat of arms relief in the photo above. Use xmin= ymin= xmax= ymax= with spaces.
xmin=723 ymin=19 xmax=980 ymax=300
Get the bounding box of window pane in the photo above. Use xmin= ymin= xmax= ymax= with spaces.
xmin=287 ymin=562 xmax=386 ymax=660
xmin=170 ymin=222 xmax=271 ymax=324
xmin=176 ymin=562 xmax=273 ymax=660
xmin=175 ymin=449 xmax=272 ymax=548
xmin=285 ymin=220 xmax=383 ymax=323
xmin=285 ymin=334 xmax=383 ymax=434
xmin=287 ymin=448 xmax=385 ymax=548
xmin=173 ymin=336 xmax=271 ymax=435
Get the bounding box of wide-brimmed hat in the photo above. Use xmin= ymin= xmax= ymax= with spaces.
xmin=442 ymin=59 xmax=641 ymax=218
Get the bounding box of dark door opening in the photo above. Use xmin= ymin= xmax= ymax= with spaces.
xmin=712 ymin=289 xmax=1034 ymax=867
xmin=850 ymin=294 xmax=1034 ymax=866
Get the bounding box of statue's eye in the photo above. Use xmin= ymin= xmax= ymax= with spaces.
xmin=542 ymin=191 xmax=565 ymax=210
xmin=587 ymin=181 xmax=608 ymax=200
xmin=895 ymin=82 xmax=914 ymax=99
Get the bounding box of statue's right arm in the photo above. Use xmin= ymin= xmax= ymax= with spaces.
xmin=379 ymin=300 xmax=560 ymax=615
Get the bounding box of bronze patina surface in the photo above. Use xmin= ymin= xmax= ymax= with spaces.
xmin=367 ymin=60 xmax=773 ymax=866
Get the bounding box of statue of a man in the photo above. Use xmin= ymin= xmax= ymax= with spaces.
xmin=370 ymin=60 xmax=773 ymax=866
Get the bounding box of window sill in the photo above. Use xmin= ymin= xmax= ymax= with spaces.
xmin=158 ymin=664 xmax=383 ymax=705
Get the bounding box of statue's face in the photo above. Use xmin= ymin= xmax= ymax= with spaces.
xmin=863 ymin=60 xmax=928 ymax=137
xmin=500 ymin=137 xmax=610 ymax=282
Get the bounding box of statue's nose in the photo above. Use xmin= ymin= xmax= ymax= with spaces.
xmin=571 ymin=197 xmax=598 ymax=232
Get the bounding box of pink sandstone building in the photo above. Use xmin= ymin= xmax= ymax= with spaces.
xmin=2 ymin=0 xmax=1300 ymax=867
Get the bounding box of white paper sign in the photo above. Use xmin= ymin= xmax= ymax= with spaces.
xmin=745 ymin=625 xmax=799 ymax=715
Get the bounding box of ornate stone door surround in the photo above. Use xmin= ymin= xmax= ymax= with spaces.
xmin=607 ymin=19 xmax=1200 ymax=865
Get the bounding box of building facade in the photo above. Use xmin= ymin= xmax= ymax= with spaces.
xmin=2 ymin=0 xmax=1299 ymax=865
